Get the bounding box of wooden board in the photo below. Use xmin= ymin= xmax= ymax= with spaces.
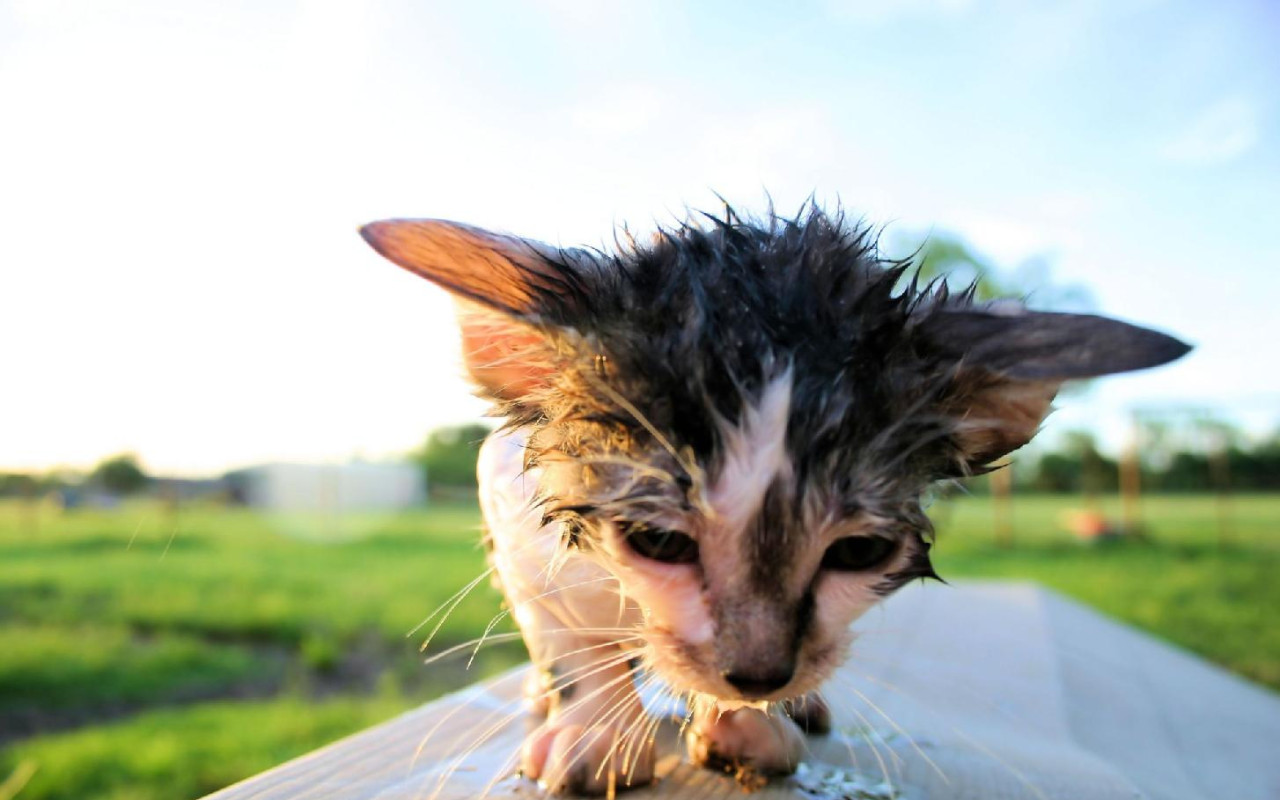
xmin=203 ymin=582 xmax=1280 ymax=799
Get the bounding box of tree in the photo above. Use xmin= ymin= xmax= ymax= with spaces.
xmin=89 ymin=454 xmax=149 ymax=495
xmin=903 ymin=235 xmax=1003 ymax=301
xmin=412 ymin=424 xmax=493 ymax=488
xmin=0 ymin=473 xmax=39 ymax=498
xmin=890 ymin=231 xmax=1095 ymax=312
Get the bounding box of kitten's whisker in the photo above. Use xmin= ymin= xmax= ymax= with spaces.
xmin=543 ymin=659 xmax=643 ymax=716
xmin=822 ymin=683 xmax=907 ymax=773
xmin=420 ymin=704 xmax=532 ymax=800
xmin=620 ymin=712 xmax=659 ymax=782
xmin=547 ymin=634 xmax=645 ymax=663
xmin=776 ymin=700 xmax=822 ymax=772
xmin=538 ymin=599 xmax=633 ymax=637
xmin=927 ymin=721 xmax=1050 ymax=800
xmin=761 ymin=703 xmax=803 ymax=775
xmin=421 ymin=628 xmax=636 ymax=671
xmin=407 ymin=566 xmax=495 ymax=641
xmin=675 ymin=688 xmax=697 ymax=740
xmin=411 ymin=646 xmax=633 ymax=787
xmin=825 ymin=702 xmax=868 ymax=781
xmin=420 ymin=631 xmax=525 ymax=667
xmin=469 ymin=575 xmax=623 ymax=668
xmin=550 ymin=637 xmax=645 ymax=675
xmin=526 ymin=635 xmax=641 ymax=681
xmin=529 ymin=665 xmax=647 ymax=784
xmin=515 ymin=577 xmax=627 ymax=628
xmin=822 ymin=682 xmax=898 ymax=785
xmin=519 ymin=574 xmax=620 ymax=605
xmin=476 ymin=746 xmax=525 ymax=800
xmin=415 ymin=567 xmax=500 ymax=653
xmin=422 ymin=662 xmax=640 ymax=800
xmin=839 ymin=667 xmax=1053 ymax=800
xmin=601 ymin=680 xmax=665 ymax=788
xmin=613 ymin=670 xmax=664 ymax=766
xmin=853 ymin=653 xmax=1059 ymax=731
xmin=545 ymin=657 xmax=643 ymax=725
xmin=471 ymin=611 xmax=514 ymax=664
xmin=836 ymin=677 xmax=947 ymax=784
xmin=555 ymin=664 xmax=646 ymax=745
xmin=408 ymin=662 xmax=531 ymax=766
xmin=593 ymin=670 xmax=660 ymax=783
xmin=411 ymin=687 xmax=533 ymax=797
xmin=625 ymin=692 xmax=670 ymax=781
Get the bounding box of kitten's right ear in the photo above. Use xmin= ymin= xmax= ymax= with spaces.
xmin=359 ymin=219 xmax=588 ymax=402
xmin=919 ymin=309 xmax=1192 ymax=470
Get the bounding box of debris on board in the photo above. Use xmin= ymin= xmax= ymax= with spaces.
xmin=791 ymin=762 xmax=900 ymax=800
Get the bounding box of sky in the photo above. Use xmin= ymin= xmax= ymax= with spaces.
xmin=2 ymin=0 xmax=1277 ymax=475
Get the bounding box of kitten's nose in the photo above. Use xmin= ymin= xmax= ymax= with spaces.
xmin=722 ymin=668 xmax=794 ymax=698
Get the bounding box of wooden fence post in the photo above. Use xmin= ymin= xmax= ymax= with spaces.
xmin=1119 ymin=414 xmax=1142 ymax=536
xmin=1209 ymin=439 xmax=1233 ymax=549
xmin=991 ymin=467 xmax=1013 ymax=548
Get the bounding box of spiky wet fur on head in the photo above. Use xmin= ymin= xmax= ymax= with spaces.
xmin=483 ymin=209 xmax=1001 ymax=528
xmin=361 ymin=203 xmax=1189 ymax=703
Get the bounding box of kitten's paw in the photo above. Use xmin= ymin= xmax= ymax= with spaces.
xmin=686 ymin=706 xmax=805 ymax=779
xmin=521 ymin=720 xmax=656 ymax=796
xmin=784 ymin=691 xmax=832 ymax=735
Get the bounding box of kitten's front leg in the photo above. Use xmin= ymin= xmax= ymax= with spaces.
xmin=518 ymin=611 xmax=654 ymax=795
xmin=479 ymin=435 xmax=653 ymax=795
xmin=496 ymin=561 xmax=655 ymax=795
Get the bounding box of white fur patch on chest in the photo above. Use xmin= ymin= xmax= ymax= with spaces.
xmin=707 ymin=370 xmax=793 ymax=532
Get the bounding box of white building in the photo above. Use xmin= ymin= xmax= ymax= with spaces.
xmin=234 ymin=461 xmax=425 ymax=513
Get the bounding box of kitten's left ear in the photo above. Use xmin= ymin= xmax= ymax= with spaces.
xmin=359 ymin=219 xmax=589 ymax=319
xmin=920 ymin=309 xmax=1192 ymax=468
xmin=359 ymin=219 xmax=594 ymax=403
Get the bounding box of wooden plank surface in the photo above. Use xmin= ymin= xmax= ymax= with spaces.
xmin=204 ymin=582 xmax=1280 ymax=799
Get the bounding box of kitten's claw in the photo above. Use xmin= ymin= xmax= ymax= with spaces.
xmin=522 ymin=719 xmax=656 ymax=796
xmin=686 ymin=706 xmax=805 ymax=779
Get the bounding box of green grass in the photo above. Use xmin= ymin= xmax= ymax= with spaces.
xmin=0 ymin=503 xmax=502 ymax=646
xmin=0 ymin=493 xmax=1275 ymax=800
xmin=0 ymin=624 xmax=277 ymax=715
xmin=0 ymin=499 xmax=517 ymax=800
xmin=929 ymin=493 xmax=1280 ymax=688
xmin=0 ymin=692 xmax=413 ymax=800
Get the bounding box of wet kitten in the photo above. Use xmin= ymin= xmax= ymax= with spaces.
xmin=359 ymin=205 xmax=1189 ymax=795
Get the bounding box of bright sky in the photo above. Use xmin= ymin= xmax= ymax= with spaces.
xmin=3 ymin=0 xmax=1277 ymax=475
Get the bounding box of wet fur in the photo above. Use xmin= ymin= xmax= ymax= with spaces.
xmin=360 ymin=203 xmax=1190 ymax=795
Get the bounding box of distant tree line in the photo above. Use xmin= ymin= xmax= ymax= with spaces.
xmin=0 ymin=453 xmax=150 ymax=498
xmin=404 ymin=423 xmax=1280 ymax=495
xmin=5 ymin=424 xmax=1275 ymax=501
xmin=982 ymin=429 xmax=1280 ymax=494
xmin=409 ymin=423 xmax=492 ymax=493
xmin=403 ymin=424 xmax=1280 ymax=495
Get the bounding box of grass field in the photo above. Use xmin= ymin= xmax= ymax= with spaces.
xmin=1 ymin=493 xmax=1276 ymax=799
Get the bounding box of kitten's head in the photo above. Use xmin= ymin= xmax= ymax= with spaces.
xmin=361 ymin=206 xmax=1189 ymax=702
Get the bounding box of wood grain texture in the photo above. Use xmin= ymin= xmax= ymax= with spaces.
xmin=203 ymin=582 xmax=1280 ymax=800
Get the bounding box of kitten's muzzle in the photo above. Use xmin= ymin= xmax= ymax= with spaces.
xmin=722 ymin=667 xmax=794 ymax=699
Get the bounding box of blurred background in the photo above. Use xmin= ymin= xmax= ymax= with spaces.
xmin=1 ymin=1 xmax=1277 ymax=798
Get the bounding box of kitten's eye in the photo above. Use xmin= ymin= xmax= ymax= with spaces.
xmin=621 ymin=524 xmax=700 ymax=565
xmin=821 ymin=536 xmax=898 ymax=572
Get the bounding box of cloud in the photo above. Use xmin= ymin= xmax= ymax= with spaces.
xmin=1160 ymin=97 xmax=1259 ymax=166
xmin=934 ymin=210 xmax=1069 ymax=266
